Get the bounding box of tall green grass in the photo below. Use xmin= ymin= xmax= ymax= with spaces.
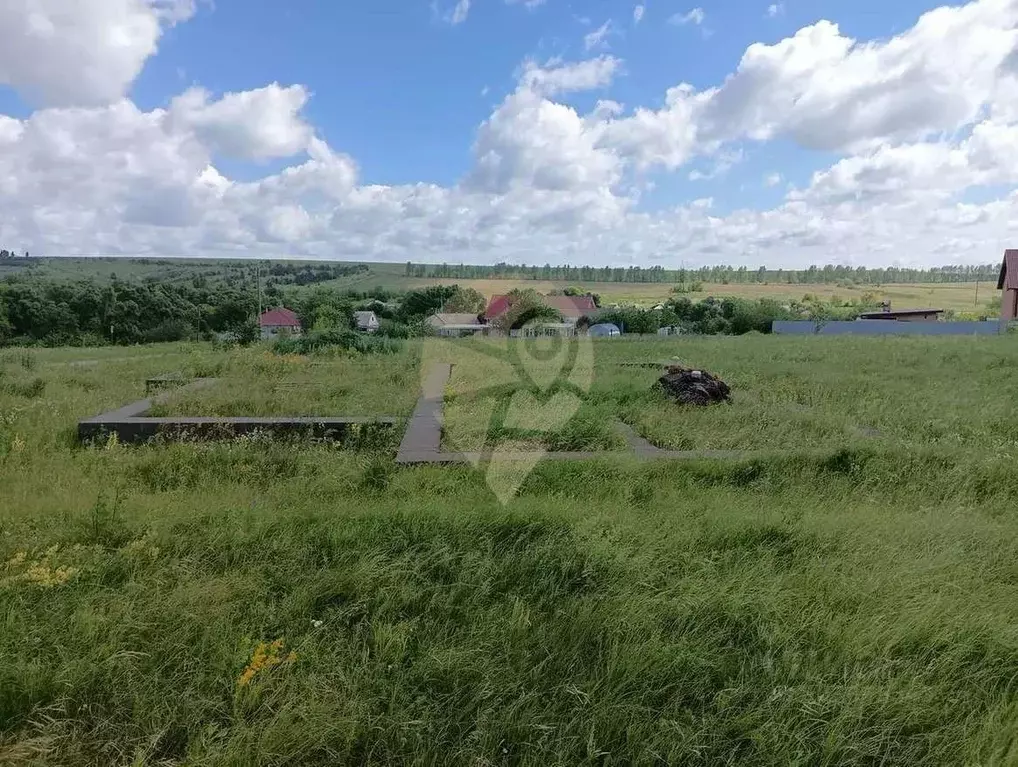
xmin=2 ymin=339 xmax=1018 ymax=764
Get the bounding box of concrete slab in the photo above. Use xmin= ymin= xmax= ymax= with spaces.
xmin=397 ymin=363 xmax=452 ymax=458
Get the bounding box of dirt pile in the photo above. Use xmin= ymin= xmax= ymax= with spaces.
xmin=656 ymin=365 xmax=731 ymax=406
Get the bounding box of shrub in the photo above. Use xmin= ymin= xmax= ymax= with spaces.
xmin=671 ymin=281 xmax=704 ymax=294
xmin=376 ymin=319 xmax=411 ymax=339
xmin=142 ymin=319 xmax=195 ymax=343
xmin=3 ymin=377 xmax=45 ymax=398
xmin=273 ymin=329 xmax=403 ymax=355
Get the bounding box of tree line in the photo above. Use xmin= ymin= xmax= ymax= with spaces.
xmin=0 ymin=277 xmax=477 ymax=347
xmin=405 ymin=261 xmax=999 ymax=285
xmin=0 ymin=279 xmax=263 ymax=346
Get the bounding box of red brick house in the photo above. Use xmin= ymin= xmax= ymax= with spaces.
xmin=259 ymin=307 xmax=302 ymax=339
xmin=998 ymin=249 xmax=1018 ymax=323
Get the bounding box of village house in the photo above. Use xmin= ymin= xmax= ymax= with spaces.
xmin=483 ymin=294 xmax=598 ymax=327
xmin=426 ymin=313 xmax=485 ymax=337
xmin=259 ymin=307 xmax=302 ymax=339
xmin=354 ymin=311 xmax=380 ymax=333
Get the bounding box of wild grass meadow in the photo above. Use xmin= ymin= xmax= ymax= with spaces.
xmin=2 ymin=337 xmax=1018 ymax=765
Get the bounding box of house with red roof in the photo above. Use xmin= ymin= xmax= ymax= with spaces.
xmin=259 ymin=307 xmax=302 ymax=339
xmin=483 ymin=294 xmax=597 ymax=325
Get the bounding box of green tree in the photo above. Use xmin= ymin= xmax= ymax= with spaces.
xmin=0 ymin=302 xmax=11 ymax=341
xmin=443 ymin=287 xmax=486 ymax=314
xmin=489 ymin=289 xmax=563 ymax=332
xmin=295 ymin=287 xmax=353 ymax=331
xmin=397 ymin=286 xmax=458 ymax=321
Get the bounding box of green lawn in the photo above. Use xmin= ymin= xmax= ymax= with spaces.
xmin=2 ymin=338 xmax=1018 ymax=765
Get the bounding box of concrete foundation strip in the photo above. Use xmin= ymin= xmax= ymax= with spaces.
xmin=78 ymin=377 xmax=397 ymax=444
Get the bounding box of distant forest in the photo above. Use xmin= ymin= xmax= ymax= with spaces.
xmin=405 ymin=262 xmax=1000 ymax=285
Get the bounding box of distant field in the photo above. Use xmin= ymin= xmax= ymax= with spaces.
xmin=3 ymin=337 xmax=1018 ymax=763
xmin=1 ymin=257 xmax=999 ymax=314
xmin=373 ymin=275 xmax=997 ymax=313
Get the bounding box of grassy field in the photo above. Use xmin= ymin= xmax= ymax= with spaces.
xmin=379 ymin=276 xmax=997 ymax=313
xmin=3 ymin=337 xmax=1018 ymax=765
xmin=148 ymin=349 xmax=421 ymax=419
xmin=436 ymin=334 xmax=1018 ymax=454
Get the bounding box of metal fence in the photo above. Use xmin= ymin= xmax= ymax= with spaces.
xmin=772 ymin=320 xmax=1004 ymax=336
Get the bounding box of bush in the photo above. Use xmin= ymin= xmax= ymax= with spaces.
xmin=3 ymin=377 xmax=45 ymax=398
xmin=142 ymin=319 xmax=195 ymax=343
xmin=376 ymin=319 xmax=411 ymax=339
xmin=671 ymin=282 xmax=704 ymax=294
xmin=273 ymin=329 xmax=403 ymax=355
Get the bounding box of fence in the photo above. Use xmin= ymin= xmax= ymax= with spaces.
xmin=772 ymin=320 xmax=1003 ymax=336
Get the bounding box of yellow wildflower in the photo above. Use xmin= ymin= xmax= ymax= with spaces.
xmin=22 ymin=563 xmax=78 ymax=587
xmin=2 ymin=547 xmax=77 ymax=588
xmin=5 ymin=552 xmax=27 ymax=568
xmin=237 ymin=638 xmax=295 ymax=687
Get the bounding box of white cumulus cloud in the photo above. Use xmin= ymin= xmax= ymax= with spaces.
xmin=0 ymin=0 xmax=197 ymax=107
xmin=517 ymin=56 xmax=622 ymax=96
xmin=168 ymin=84 xmax=314 ymax=160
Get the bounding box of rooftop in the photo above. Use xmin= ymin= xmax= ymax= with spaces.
xmin=484 ymin=293 xmax=597 ymax=320
xmin=858 ymin=308 xmax=945 ymax=319
xmin=998 ymin=249 xmax=1018 ymax=291
xmin=259 ymin=307 xmax=300 ymax=327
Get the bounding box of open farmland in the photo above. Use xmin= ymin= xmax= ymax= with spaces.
xmin=399 ymin=277 xmax=997 ymax=312
xmin=2 ymin=337 xmax=1018 ymax=764
xmin=1 ymin=256 xmax=999 ymax=314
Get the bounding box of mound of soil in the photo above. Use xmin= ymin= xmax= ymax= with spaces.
xmin=656 ymin=365 xmax=731 ymax=406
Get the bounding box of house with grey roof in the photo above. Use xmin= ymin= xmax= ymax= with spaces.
xmin=354 ymin=311 xmax=380 ymax=333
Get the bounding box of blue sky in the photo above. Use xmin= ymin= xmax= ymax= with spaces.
xmin=0 ymin=0 xmax=1015 ymax=266
xmin=127 ymin=0 xmax=935 ymax=190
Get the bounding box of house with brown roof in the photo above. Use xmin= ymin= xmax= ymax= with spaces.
xmin=259 ymin=307 xmax=302 ymax=339
xmin=998 ymin=249 xmax=1018 ymax=324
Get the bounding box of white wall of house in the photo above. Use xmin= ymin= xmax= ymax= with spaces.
xmin=261 ymin=325 xmax=301 ymax=340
